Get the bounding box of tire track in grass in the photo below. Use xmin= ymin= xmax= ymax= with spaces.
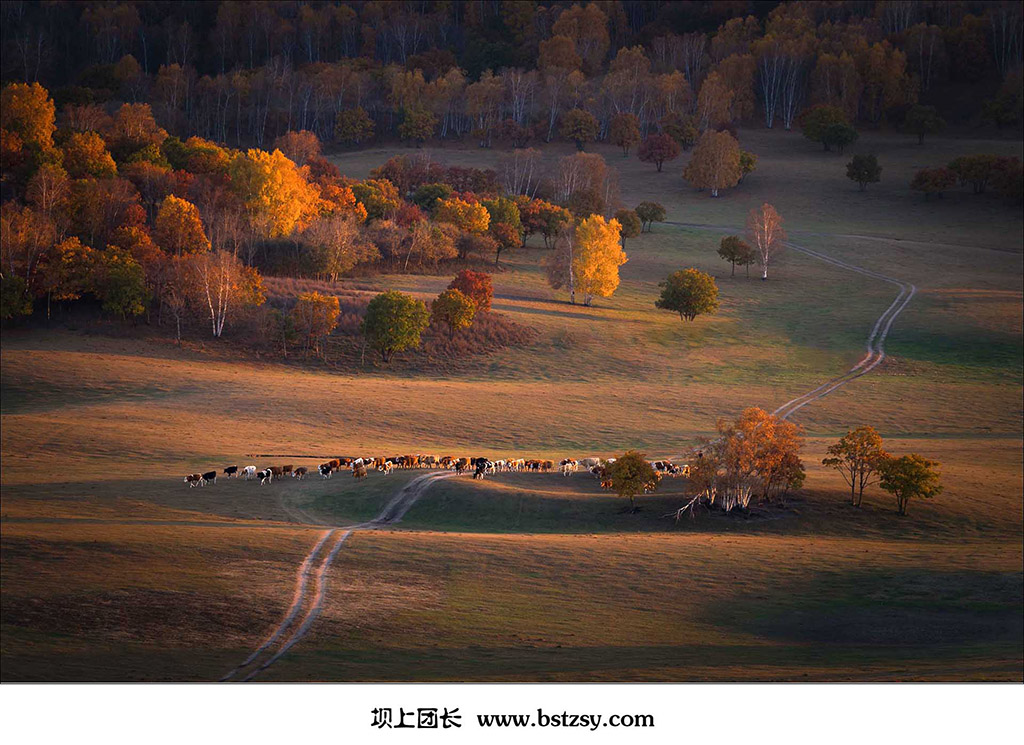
xmin=771 ymin=240 xmax=917 ymax=420
xmin=221 ymin=471 xmax=456 ymax=681
xmin=665 ymin=222 xmax=916 ymax=420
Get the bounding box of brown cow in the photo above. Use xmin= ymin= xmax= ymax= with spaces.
xmin=281 ymin=464 xmax=293 ymax=476
xmin=293 ymin=467 xmax=308 ymax=479
xmin=268 ymin=466 xmax=284 ymax=478
xmin=353 ymin=465 xmax=368 ymax=479
xmin=184 ymin=473 xmax=203 ymax=487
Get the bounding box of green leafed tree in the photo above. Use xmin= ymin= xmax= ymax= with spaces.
xmin=655 ymin=268 xmax=720 ymax=321
xmin=822 ymin=122 xmax=859 ymax=154
xmin=559 ymin=108 xmax=599 ymax=151
xmin=902 ymin=105 xmax=945 ymax=145
xmin=635 ymin=201 xmax=666 ymax=233
xmin=878 ymin=453 xmax=942 ymax=516
xmin=613 ymin=208 xmax=642 ymax=247
xmin=717 ymin=235 xmax=756 ymax=277
xmin=846 ymin=154 xmax=882 ymax=191
xmin=606 ymin=450 xmax=658 ymax=512
xmin=91 ymin=245 xmax=150 ymax=319
xmin=397 ymin=108 xmax=438 ymax=147
xmin=799 ymin=104 xmax=849 ymax=151
xmin=431 ymin=288 xmax=476 ymax=340
xmin=334 ymin=107 xmax=375 ymax=146
xmin=361 ymin=290 xmax=429 ymax=363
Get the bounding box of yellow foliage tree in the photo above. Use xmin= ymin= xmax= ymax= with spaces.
xmin=230 ymin=148 xmax=320 ymax=239
xmin=548 ymin=215 xmax=627 ymax=306
xmin=1 ymin=82 xmax=56 ymax=153
xmin=434 ymin=197 xmax=490 ymax=234
xmin=683 ymin=129 xmax=742 ymax=197
xmin=154 ymin=195 xmax=210 ymax=255
xmin=62 ymin=131 xmax=117 ymax=179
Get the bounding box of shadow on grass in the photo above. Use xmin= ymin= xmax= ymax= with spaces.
xmin=711 ymin=567 xmax=1024 ymax=649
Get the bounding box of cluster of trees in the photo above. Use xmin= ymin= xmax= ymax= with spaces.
xmin=360 ymin=269 xmax=494 ymax=362
xmin=677 ymin=407 xmax=807 ymax=517
xmin=823 ymin=425 xmax=942 ymax=515
xmin=910 ymin=152 xmax=1022 ymax=200
xmin=3 ymin=81 xmax=660 ymax=334
xmin=2 ymin=3 xmax=1020 ymax=158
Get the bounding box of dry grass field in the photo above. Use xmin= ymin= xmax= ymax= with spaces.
xmin=2 ymin=126 xmax=1021 ymax=681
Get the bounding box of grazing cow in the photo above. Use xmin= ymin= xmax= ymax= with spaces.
xmin=257 ymin=469 xmax=273 ymax=485
xmin=184 ymin=473 xmax=203 ymax=487
xmin=293 ymin=467 xmax=308 ymax=480
xmin=377 ymin=460 xmax=394 ymax=475
xmin=579 ymin=457 xmax=601 ymax=470
xmin=559 ymin=459 xmax=578 ymax=476
xmin=541 ymin=460 xmax=555 ymax=472
xmin=241 ymin=465 xmax=257 ymax=480
xmin=473 ymin=461 xmax=491 ymax=479
xmin=421 ymin=455 xmax=438 ymax=469
xmin=268 ymin=466 xmax=284 ymax=478
xmin=223 ymin=465 xmax=239 ymax=478
xmin=318 ymin=463 xmax=334 ymax=478
xmin=352 ymin=458 xmax=364 ymax=469
xmin=643 ymin=472 xmax=663 ymax=493
xmin=454 ymin=458 xmax=467 ymax=475
xmin=353 ymin=465 xmax=368 ymax=479
xmin=202 ymin=470 xmax=217 ymax=485
xmin=281 ymin=464 xmax=294 ymax=476
xmin=338 ymin=458 xmax=353 ymax=468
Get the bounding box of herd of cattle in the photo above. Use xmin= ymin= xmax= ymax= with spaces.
xmin=184 ymin=455 xmax=690 ymax=488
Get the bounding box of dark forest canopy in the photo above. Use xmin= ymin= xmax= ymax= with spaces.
xmin=1 ymin=1 xmax=1021 ymax=149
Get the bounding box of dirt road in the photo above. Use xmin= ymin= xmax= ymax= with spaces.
xmin=221 ymin=471 xmax=456 ymax=681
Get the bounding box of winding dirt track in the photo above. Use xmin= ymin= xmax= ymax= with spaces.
xmin=220 ymin=471 xmax=455 ymax=682
xmin=772 ymin=240 xmax=916 ymax=419
xmin=222 ymin=231 xmax=915 ymax=681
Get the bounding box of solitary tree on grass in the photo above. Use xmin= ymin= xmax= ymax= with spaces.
xmin=361 ymin=290 xmax=429 ymax=363
xmin=847 ymin=154 xmax=882 ymax=191
xmin=822 ymin=426 xmax=889 ymax=507
xmin=637 ymin=133 xmax=680 ymax=172
xmin=903 ymin=105 xmax=945 ymax=145
xmin=800 ymin=105 xmax=850 ymax=151
xmin=683 ymin=129 xmax=742 ymax=197
xmin=746 ymin=203 xmax=786 ymax=280
xmin=635 ymin=201 xmax=666 ymax=233
xmin=717 ymin=235 xmax=756 ymax=277
xmin=878 ymin=454 xmax=942 ymax=516
xmin=607 ymin=450 xmax=657 ymax=512
xmin=655 ymin=268 xmax=719 ymax=322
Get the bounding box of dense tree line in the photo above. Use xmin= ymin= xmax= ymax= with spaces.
xmin=2 ymin=2 xmax=1020 ymax=156
xmin=0 ymin=79 xmax=648 ymax=358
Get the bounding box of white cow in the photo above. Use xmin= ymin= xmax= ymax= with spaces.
xmin=241 ymin=465 xmax=257 ymax=481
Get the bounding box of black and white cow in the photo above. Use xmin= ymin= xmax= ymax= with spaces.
xmin=201 ymin=470 xmax=217 ymax=485
xmin=257 ymin=469 xmax=273 ymax=485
